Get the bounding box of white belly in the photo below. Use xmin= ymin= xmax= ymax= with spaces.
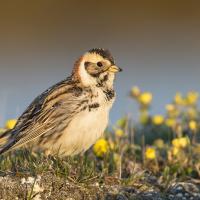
xmin=50 ymin=104 xmax=111 ymax=155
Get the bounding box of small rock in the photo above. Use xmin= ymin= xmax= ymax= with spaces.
xmin=116 ymin=194 xmax=128 ymax=200
xmin=176 ymin=193 xmax=183 ymax=198
xmin=185 ymin=193 xmax=190 ymax=197
xmin=168 ymin=194 xmax=174 ymax=200
xmin=120 ymin=187 xmax=136 ymax=194
xmin=176 ymin=186 xmax=183 ymax=191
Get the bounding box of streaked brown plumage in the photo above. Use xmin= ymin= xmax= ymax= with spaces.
xmin=0 ymin=48 xmax=122 ymax=156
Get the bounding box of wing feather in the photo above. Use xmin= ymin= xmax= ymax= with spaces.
xmin=0 ymin=77 xmax=83 ymax=154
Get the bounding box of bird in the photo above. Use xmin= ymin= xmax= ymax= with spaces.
xmin=0 ymin=48 xmax=122 ymax=156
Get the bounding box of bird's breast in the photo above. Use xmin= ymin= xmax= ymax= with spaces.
xmin=43 ymin=87 xmax=115 ymax=156
xmin=57 ymin=102 xmax=111 ymax=155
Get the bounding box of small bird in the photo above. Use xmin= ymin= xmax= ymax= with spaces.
xmin=0 ymin=48 xmax=122 ymax=156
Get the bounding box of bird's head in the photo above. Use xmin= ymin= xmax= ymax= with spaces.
xmin=72 ymin=48 xmax=122 ymax=87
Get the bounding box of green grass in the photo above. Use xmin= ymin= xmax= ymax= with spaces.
xmin=0 ymin=88 xmax=200 ymax=199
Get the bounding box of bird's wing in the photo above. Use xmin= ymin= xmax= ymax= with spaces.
xmin=14 ymin=77 xmax=73 ymax=129
xmin=0 ymin=77 xmax=84 ymax=154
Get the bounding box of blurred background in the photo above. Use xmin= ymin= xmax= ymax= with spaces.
xmin=0 ymin=0 xmax=200 ymax=126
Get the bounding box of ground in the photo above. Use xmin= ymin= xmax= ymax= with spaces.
xmin=0 ymin=152 xmax=199 ymax=200
xmin=0 ymin=173 xmax=200 ymax=200
xmin=1 ymin=89 xmax=200 ymax=199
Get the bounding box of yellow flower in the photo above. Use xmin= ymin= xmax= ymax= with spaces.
xmin=115 ymin=129 xmax=124 ymax=137
xmin=187 ymin=108 xmax=197 ymax=119
xmin=165 ymin=104 xmax=180 ymax=117
xmin=172 ymin=146 xmax=180 ymax=156
xmin=145 ymin=147 xmax=156 ymax=160
xmin=5 ymin=119 xmax=17 ymax=129
xmin=154 ymin=139 xmax=165 ymax=149
xmin=172 ymin=138 xmax=181 ymax=148
xmin=165 ymin=118 xmax=176 ymax=128
xmin=179 ymin=137 xmax=190 ymax=148
xmin=152 ymin=115 xmax=164 ymax=126
xmin=186 ymin=91 xmax=199 ymax=105
xmin=138 ymin=92 xmax=153 ymax=105
xmin=165 ymin=104 xmax=176 ymax=112
xmin=174 ymin=92 xmax=186 ymax=105
xmin=189 ymin=120 xmax=197 ymax=132
xmin=172 ymin=137 xmax=189 ymax=148
xmin=93 ymin=138 xmax=109 ymax=157
xmin=131 ymin=86 xmax=141 ymax=97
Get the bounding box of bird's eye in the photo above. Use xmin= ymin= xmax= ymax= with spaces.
xmin=97 ymin=62 xmax=103 ymax=67
xmin=84 ymin=62 xmax=90 ymax=67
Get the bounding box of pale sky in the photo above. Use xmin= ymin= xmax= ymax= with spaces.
xmin=0 ymin=1 xmax=200 ymax=125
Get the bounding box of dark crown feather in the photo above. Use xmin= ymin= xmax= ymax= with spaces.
xmin=88 ymin=48 xmax=115 ymax=65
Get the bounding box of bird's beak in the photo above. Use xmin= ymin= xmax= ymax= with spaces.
xmin=108 ymin=65 xmax=123 ymax=73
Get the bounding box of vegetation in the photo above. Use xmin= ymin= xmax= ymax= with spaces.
xmin=0 ymin=87 xmax=200 ymax=199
